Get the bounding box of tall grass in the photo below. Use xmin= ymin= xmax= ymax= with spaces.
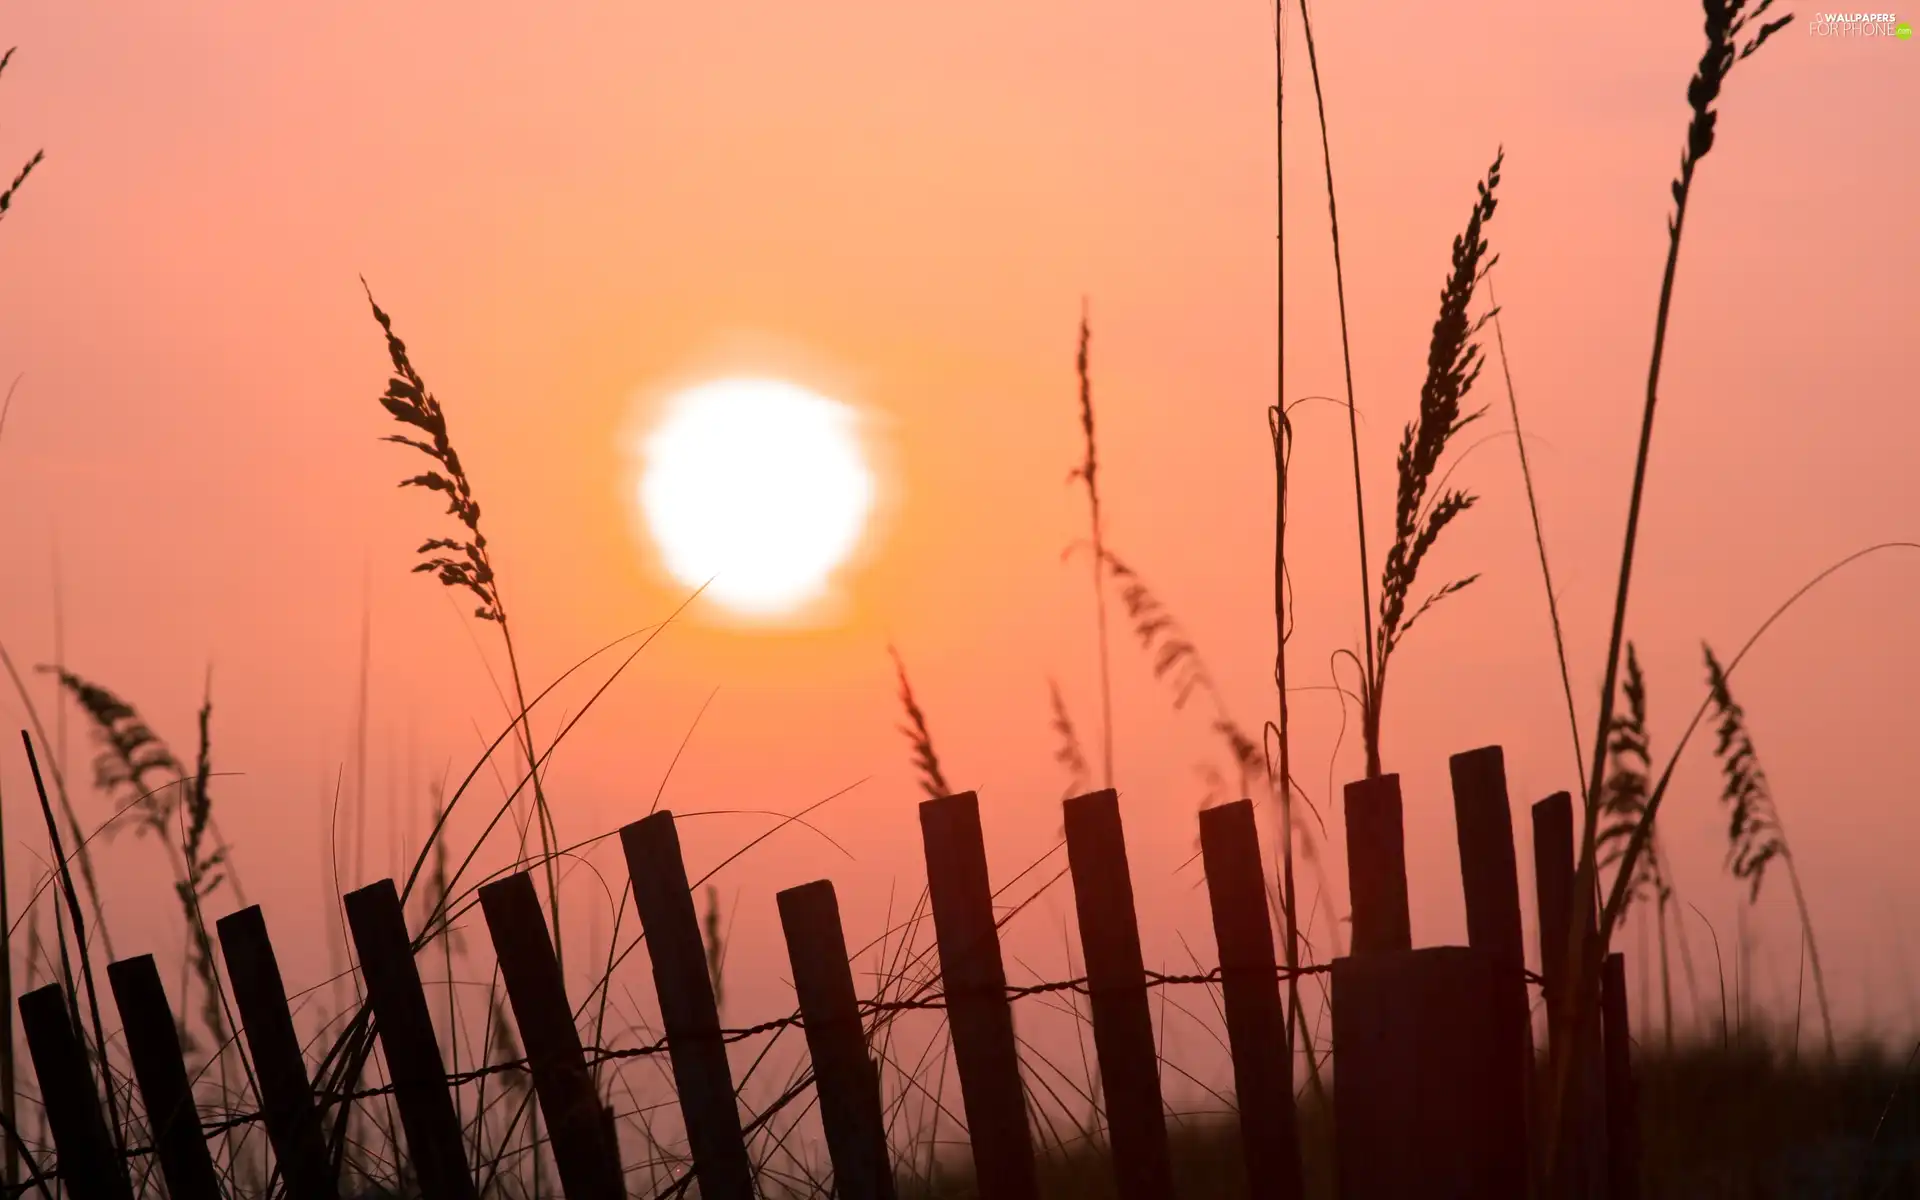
xmin=888 ymin=645 xmax=952 ymax=800
xmin=1267 ymin=0 xmax=1305 ymax=1069
xmin=1293 ymin=0 xmax=1374 ymax=784
xmin=1553 ymin=0 xmax=1794 ymax=1178
xmin=1599 ymin=644 xmax=1684 ymax=1047
xmin=1360 ymin=153 xmax=1503 ymax=779
xmin=1702 ymin=642 xmax=1835 ymax=1059
xmin=1069 ymin=307 xmax=1114 ymax=792
xmin=362 ymin=285 xmax=568 ymax=979
xmin=37 ymin=669 xmax=245 ymax=1064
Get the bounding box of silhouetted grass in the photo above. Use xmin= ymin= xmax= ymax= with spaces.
xmin=1358 ymin=150 xmax=1503 ymax=779
xmin=1550 ymin=0 xmax=1793 ymax=1179
xmin=888 ymin=645 xmax=952 ymax=800
xmin=1703 ymin=643 xmax=1835 ymax=1059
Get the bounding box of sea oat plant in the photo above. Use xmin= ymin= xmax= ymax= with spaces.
xmin=38 ymin=669 xmax=243 ymax=1061
xmin=1069 ymin=307 xmax=1115 ymax=790
xmin=888 ymin=645 xmax=952 ymax=800
xmin=1353 ymin=152 xmax=1504 ymax=779
xmin=1702 ymin=643 xmax=1834 ymax=1058
xmin=1552 ymin=0 xmax=1793 ymax=1182
xmin=361 ymin=285 xmax=566 ymax=972
xmin=1598 ymin=644 xmax=1693 ymax=1050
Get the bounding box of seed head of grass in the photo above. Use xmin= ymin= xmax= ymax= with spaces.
xmin=38 ymin=666 xmax=186 ymax=835
xmin=1099 ymin=549 xmax=1264 ymax=792
xmin=1673 ymin=1 xmax=1791 ymax=228
xmin=41 ymin=667 xmax=231 ymax=1048
xmin=1597 ymin=642 xmax=1669 ymax=913
xmin=1375 ymin=150 xmax=1502 ymax=663
xmin=1702 ymin=643 xmax=1786 ymax=901
xmin=362 ymin=281 xmax=502 ymax=624
xmin=1046 ymin=679 xmax=1090 ymax=800
xmin=888 ymin=645 xmax=951 ymax=799
xmin=0 ymin=46 xmax=41 ymax=227
xmin=174 ymin=687 xmax=228 ymax=1043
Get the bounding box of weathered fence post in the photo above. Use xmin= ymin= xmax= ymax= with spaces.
xmin=1602 ymin=952 xmax=1641 ymax=1200
xmin=1332 ymin=947 xmax=1529 ymax=1198
xmin=1450 ymin=747 xmax=1534 ymax=1159
xmin=1532 ymin=792 xmax=1609 ymax=1199
xmin=776 ymin=879 xmax=897 ymax=1200
xmin=17 ymin=982 xmax=133 ymax=1200
xmin=918 ymin=791 xmax=1041 ymax=1200
xmin=620 ymin=811 xmax=756 ymax=1200
xmin=1197 ymin=798 xmax=1302 ymax=1200
xmin=601 ymin=1103 xmax=623 ymax=1182
xmin=1063 ymin=789 xmax=1174 ymax=1200
xmin=216 ymin=906 xmax=338 ymax=1200
xmin=1450 ymin=748 xmax=1526 ymax=976
xmin=343 ymin=879 xmax=478 ymax=1200
xmin=1343 ymin=775 xmax=1411 ymax=955
xmin=106 ymin=955 xmax=222 ymax=1200
xmin=479 ymin=871 xmax=625 ymax=1200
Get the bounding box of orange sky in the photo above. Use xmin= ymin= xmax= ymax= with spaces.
xmin=0 ymin=0 xmax=1917 ymax=1094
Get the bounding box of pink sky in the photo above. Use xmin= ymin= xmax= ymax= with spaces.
xmin=0 ymin=0 xmax=1917 ymax=1114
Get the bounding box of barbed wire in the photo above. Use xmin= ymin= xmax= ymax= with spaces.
xmin=81 ymin=958 xmax=1542 ymax=1164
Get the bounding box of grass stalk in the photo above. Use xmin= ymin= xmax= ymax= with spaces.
xmin=1269 ymin=0 xmax=1306 ymax=1069
xmin=1295 ymin=0 xmax=1376 ymax=777
xmin=1552 ymin=3 xmax=1793 ymax=1180
xmin=19 ymin=732 xmax=122 ymax=1154
xmin=0 ymin=647 xmax=114 ymax=963
xmin=889 ymin=646 xmax=952 ymax=799
xmin=1487 ymin=280 xmax=1586 ymax=786
xmin=362 ymin=283 xmax=569 ymax=979
xmin=1071 ymin=304 xmax=1115 ymax=791
xmin=1267 ymin=408 xmax=1304 ymax=1069
xmin=1701 ymin=643 xmax=1835 ymax=1058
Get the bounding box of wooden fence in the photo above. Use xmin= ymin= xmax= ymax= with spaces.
xmin=9 ymin=744 xmax=1639 ymax=1199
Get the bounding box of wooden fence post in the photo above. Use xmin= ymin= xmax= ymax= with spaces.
xmin=776 ymin=880 xmax=897 ymax=1200
xmin=1197 ymin=799 xmax=1303 ymax=1200
xmin=1331 ymin=947 xmax=1528 ymax=1199
xmin=1450 ymin=748 xmax=1526 ymax=976
xmin=601 ymin=1103 xmax=623 ymax=1183
xmin=17 ymin=982 xmax=133 ymax=1200
xmin=216 ymin=906 xmax=338 ymax=1200
xmin=106 ymin=956 xmax=221 ymax=1200
xmin=1450 ymin=747 xmax=1534 ymax=1155
xmin=1531 ymin=793 xmax=1608 ymax=1199
xmin=1343 ymin=775 xmax=1411 ymax=955
xmin=918 ymin=791 xmax=1040 ymax=1200
xmin=343 ymin=879 xmax=478 ymax=1200
xmin=479 ymin=871 xmax=625 ymax=1200
xmin=620 ymin=811 xmax=756 ymax=1200
xmin=1063 ymin=789 xmax=1174 ymax=1200
xmin=1601 ymin=952 xmax=1640 ymax=1200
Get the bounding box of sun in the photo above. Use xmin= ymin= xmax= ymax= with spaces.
xmin=636 ymin=378 xmax=876 ymax=618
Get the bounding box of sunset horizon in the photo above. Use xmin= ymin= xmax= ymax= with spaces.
xmin=0 ymin=1 xmax=1915 ymax=1195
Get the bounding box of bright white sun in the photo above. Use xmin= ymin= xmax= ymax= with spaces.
xmin=637 ymin=378 xmax=876 ymax=617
